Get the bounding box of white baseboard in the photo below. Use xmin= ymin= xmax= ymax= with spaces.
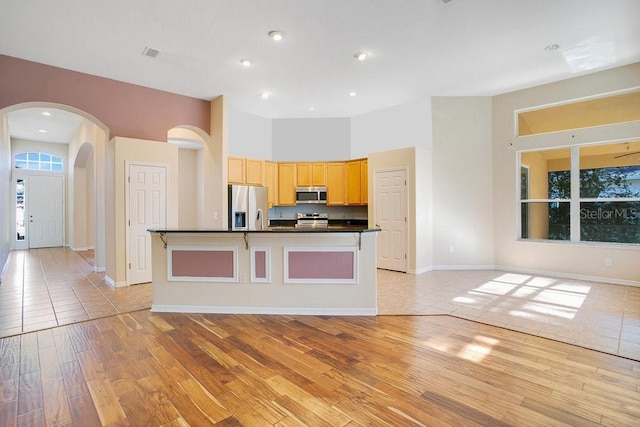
xmin=431 ymin=264 xmax=496 ymax=271
xmin=94 ymin=266 xmax=106 ymax=273
xmin=151 ymin=305 xmax=378 ymax=316
xmin=494 ymin=264 xmax=640 ymax=287
xmin=71 ymin=246 xmax=93 ymax=252
xmin=0 ymin=257 xmax=8 ymax=284
xmin=408 ymin=266 xmax=433 ymax=274
xmin=406 ymin=264 xmax=495 ymax=274
xmin=105 ymin=275 xmax=127 ymax=288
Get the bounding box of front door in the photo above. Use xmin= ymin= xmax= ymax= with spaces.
xmin=28 ymin=175 xmax=64 ymax=248
xmin=375 ymin=169 xmax=407 ymax=272
xmin=127 ymin=164 xmax=167 ymax=285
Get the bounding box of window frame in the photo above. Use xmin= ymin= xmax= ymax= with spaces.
xmin=14 ymin=152 xmax=64 ymax=172
xmin=518 ymin=144 xmax=640 ymax=246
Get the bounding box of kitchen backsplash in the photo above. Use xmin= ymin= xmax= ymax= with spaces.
xmin=269 ymin=205 xmax=368 ymax=220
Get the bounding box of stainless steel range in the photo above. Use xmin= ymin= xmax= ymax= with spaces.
xmin=295 ymin=212 xmax=328 ymax=228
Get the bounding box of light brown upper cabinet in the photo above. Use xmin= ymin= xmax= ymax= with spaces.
xmin=311 ymin=163 xmax=327 ymax=186
xmin=297 ymin=163 xmax=312 ymax=187
xmin=360 ymin=159 xmax=368 ymax=204
xmin=264 ymin=161 xmax=278 ymax=207
xmin=326 ymin=162 xmax=346 ymax=205
xmin=345 ymin=158 xmax=368 ymax=205
xmin=297 ymin=162 xmax=327 ymax=187
xmin=346 ymin=160 xmax=362 ymax=205
xmin=278 ymin=163 xmax=297 ymax=206
xmin=228 ymin=156 xmax=245 ymax=184
xmin=245 ymin=158 xmax=264 ymax=186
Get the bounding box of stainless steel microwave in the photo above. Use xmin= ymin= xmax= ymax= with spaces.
xmin=295 ymin=187 xmax=327 ymax=204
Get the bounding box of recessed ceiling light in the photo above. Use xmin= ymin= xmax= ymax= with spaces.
xmin=307 ymin=106 xmax=316 ymax=111
xmin=545 ymin=44 xmax=560 ymax=51
xmin=354 ymin=51 xmax=369 ymax=61
xmin=38 ymin=129 xmax=47 ymax=133
xmin=268 ymin=31 xmax=283 ymax=41
xmin=261 ymin=92 xmax=271 ymax=99
xmin=240 ymin=59 xmax=252 ymax=67
xmin=42 ymin=111 xmax=52 ymax=116
xmin=349 ymin=92 xmax=357 ymax=97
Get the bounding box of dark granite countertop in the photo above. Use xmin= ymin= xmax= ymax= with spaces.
xmin=148 ymin=226 xmax=379 ymax=234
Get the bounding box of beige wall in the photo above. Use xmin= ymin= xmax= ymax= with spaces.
xmin=431 ymin=97 xmax=494 ymax=268
xmin=203 ymin=96 xmax=226 ymax=229
xmin=493 ymin=63 xmax=640 ymax=284
xmin=67 ymin=117 xmax=108 ymax=270
xmin=178 ymin=148 xmax=199 ymax=228
xmin=105 ymin=137 xmax=179 ymax=286
xmin=0 ymin=115 xmax=10 ymax=273
xmin=414 ymin=147 xmax=433 ymax=272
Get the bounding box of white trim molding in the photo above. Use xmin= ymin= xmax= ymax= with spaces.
xmin=284 ymin=245 xmax=359 ymax=284
xmin=151 ymin=304 xmax=377 ymax=316
xmin=168 ymin=245 xmax=238 ymax=283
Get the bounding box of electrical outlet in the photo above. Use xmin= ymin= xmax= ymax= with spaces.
xmin=605 ymin=258 xmax=613 ymax=267
xmin=449 ymin=246 xmax=455 ymax=253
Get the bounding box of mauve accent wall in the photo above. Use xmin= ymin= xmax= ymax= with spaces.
xmin=288 ymin=251 xmax=354 ymax=279
xmin=254 ymin=250 xmax=267 ymax=279
xmin=171 ymin=250 xmax=234 ymax=278
xmin=0 ymin=55 xmax=210 ymax=141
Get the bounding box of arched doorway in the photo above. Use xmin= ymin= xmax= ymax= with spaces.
xmin=168 ymin=126 xmax=208 ymax=228
xmin=1 ymin=102 xmax=108 ymax=272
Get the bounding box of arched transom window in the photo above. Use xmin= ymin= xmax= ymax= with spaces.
xmin=14 ymin=152 xmax=63 ymax=171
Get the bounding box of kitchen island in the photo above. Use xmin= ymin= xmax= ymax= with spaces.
xmin=147 ymin=228 xmax=379 ymax=315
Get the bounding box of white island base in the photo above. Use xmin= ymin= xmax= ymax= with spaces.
xmin=149 ymin=230 xmax=379 ymax=316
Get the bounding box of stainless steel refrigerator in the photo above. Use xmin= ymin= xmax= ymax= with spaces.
xmin=228 ymin=185 xmax=268 ymax=230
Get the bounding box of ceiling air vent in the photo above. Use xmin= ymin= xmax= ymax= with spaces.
xmin=442 ymin=0 xmax=454 ymax=3
xmin=142 ymin=47 xmax=159 ymax=58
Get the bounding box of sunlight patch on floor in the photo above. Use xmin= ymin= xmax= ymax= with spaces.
xmin=458 ymin=335 xmax=500 ymax=363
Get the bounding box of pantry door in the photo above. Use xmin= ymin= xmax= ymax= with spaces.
xmin=127 ymin=163 xmax=167 ymax=285
xmin=374 ymin=169 xmax=407 ymax=272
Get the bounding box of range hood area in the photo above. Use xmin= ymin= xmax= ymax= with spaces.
xmin=268 ymin=204 xmax=368 ymax=229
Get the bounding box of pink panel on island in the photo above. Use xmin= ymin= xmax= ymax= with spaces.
xmin=172 ymin=250 xmax=234 ymax=278
xmin=288 ymin=251 xmax=354 ymax=279
xmin=254 ymin=250 xmax=266 ymax=279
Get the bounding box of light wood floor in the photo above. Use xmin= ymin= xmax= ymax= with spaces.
xmin=1 ymin=310 xmax=639 ymax=426
xmin=0 ymin=248 xmax=639 ymax=425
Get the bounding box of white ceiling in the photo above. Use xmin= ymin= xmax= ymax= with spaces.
xmin=2 ymin=0 xmax=640 ymax=143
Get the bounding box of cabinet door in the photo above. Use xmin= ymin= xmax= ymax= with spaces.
xmin=246 ymin=158 xmax=264 ymax=185
xmin=296 ymin=163 xmax=312 ymax=187
xmin=264 ymin=161 xmax=278 ymax=207
xmin=346 ymin=160 xmax=361 ymax=205
xmin=228 ymin=156 xmax=246 ymax=184
xmin=326 ymin=162 xmax=345 ymax=205
xmin=278 ymin=163 xmax=297 ymax=206
xmin=360 ymin=159 xmax=368 ymax=204
xmin=311 ymin=163 xmax=327 ymax=186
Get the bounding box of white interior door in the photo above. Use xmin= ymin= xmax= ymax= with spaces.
xmin=28 ymin=175 xmax=64 ymax=248
xmin=375 ymin=169 xmax=407 ymax=272
xmin=128 ymin=164 xmax=167 ymax=285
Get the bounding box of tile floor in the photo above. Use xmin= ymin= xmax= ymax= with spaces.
xmin=1 ymin=247 xmax=638 ymax=361
xmin=377 ymin=268 xmax=640 ymax=360
xmin=0 ymin=247 xmax=151 ymax=338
